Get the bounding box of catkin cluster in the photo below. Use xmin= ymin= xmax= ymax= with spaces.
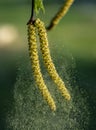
xmin=47 ymin=0 xmax=74 ymax=30
xmin=28 ymin=24 xmax=56 ymax=111
xmin=27 ymin=18 xmax=71 ymax=111
xmin=35 ymin=19 xmax=71 ymax=100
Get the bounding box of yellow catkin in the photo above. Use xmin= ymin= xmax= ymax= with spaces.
xmin=35 ymin=19 xmax=71 ymax=100
xmin=47 ymin=0 xmax=74 ymax=30
xmin=27 ymin=24 xmax=56 ymax=111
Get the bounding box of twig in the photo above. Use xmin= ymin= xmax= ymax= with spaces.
xmin=27 ymin=0 xmax=35 ymax=25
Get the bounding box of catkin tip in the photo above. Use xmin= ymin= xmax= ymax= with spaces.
xmin=65 ymin=95 xmax=71 ymax=101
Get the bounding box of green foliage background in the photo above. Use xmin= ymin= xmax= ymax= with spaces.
xmin=0 ymin=1 xmax=96 ymax=130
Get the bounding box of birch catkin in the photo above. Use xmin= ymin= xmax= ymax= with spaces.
xmin=27 ymin=24 xmax=56 ymax=111
xmin=47 ymin=0 xmax=74 ymax=30
xmin=35 ymin=19 xmax=71 ymax=100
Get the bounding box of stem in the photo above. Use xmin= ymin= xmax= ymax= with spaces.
xmin=31 ymin=0 xmax=35 ymax=20
xmin=27 ymin=0 xmax=35 ymax=25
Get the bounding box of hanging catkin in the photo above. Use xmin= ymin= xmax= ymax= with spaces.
xmin=35 ymin=18 xmax=71 ymax=100
xmin=47 ymin=0 xmax=74 ymax=30
xmin=27 ymin=23 xmax=56 ymax=111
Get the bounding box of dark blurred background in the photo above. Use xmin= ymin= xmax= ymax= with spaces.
xmin=0 ymin=0 xmax=96 ymax=130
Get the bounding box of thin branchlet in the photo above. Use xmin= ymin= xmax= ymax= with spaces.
xmin=47 ymin=0 xmax=74 ymax=30
xmin=27 ymin=0 xmax=35 ymax=25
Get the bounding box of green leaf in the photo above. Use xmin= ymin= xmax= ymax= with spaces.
xmin=34 ymin=0 xmax=45 ymax=15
